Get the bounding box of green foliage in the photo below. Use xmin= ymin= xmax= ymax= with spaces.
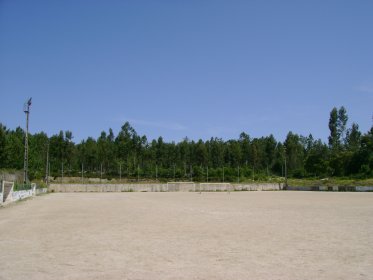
xmin=329 ymin=106 xmax=349 ymax=151
xmin=0 ymin=124 xmax=7 ymax=168
xmin=0 ymin=106 xmax=372 ymax=182
xmin=346 ymin=123 xmax=361 ymax=151
xmin=13 ymin=183 xmax=32 ymax=191
xmin=284 ymin=132 xmax=304 ymax=175
xmin=328 ymin=107 xmax=339 ymax=149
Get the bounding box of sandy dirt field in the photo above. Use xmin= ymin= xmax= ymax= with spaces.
xmin=0 ymin=192 xmax=372 ymax=280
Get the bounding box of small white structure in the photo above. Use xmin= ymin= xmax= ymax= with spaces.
xmin=1 ymin=181 xmax=47 ymax=206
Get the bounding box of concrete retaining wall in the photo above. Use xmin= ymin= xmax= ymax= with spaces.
xmin=286 ymin=185 xmax=373 ymax=192
xmin=12 ymin=189 xmax=34 ymax=201
xmin=355 ymin=186 xmax=373 ymax=192
xmin=233 ymin=183 xmax=283 ymax=191
xmin=36 ymin=188 xmax=48 ymax=195
xmin=197 ymin=183 xmax=230 ymax=191
xmin=49 ymin=183 xmax=283 ymax=192
xmin=49 ymin=184 xmax=168 ymax=193
xmin=286 ymin=186 xmax=317 ymax=191
xmin=168 ymin=182 xmax=196 ymax=192
xmin=318 ymin=186 xmax=340 ymax=191
xmin=0 ymin=171 xmax=23 ymax=183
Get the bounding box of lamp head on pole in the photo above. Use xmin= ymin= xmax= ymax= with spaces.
xmin=23 ymin=97 xmax=32 ymax=113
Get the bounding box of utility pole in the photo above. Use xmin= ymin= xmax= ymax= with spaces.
xmin=137 ymin=164 xmax=140 ymax=182
xmin=173 ymin=164 xmax=176 ymax=181
xmin=119 ymin=163 xmax=122 ymax=181
xmin=156 ymin=164 xmax=158 ymax=181
xmin=23 ymin=98 xmax=32 ymax=185
xmin=284 ymin=147 xmax=288 ymax=187
xmin=45 ymin=141 xmax=50 ymax=186
xmin=100 ymin=163 xmax=103 ymax=183
xmin=206 ymin=166 xmax=208 ymax=182
xmin=222 ymin=166 xmax=225 ymax=182
xmin=237 ymin=166 xmax=240 ymax=183
xmin=61 ymin=162 xmax=64 ymax=183
xmin=190 ymin=165 xmax=193 ymax=181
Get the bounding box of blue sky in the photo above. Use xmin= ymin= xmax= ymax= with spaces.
xmin=0 ymin=0 xmax=372 ymax=143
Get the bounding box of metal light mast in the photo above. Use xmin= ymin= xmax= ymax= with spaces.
xmin=23 ymin=97 xmax=32 ymax=185
xmin=45 ymin=140 xmax=50 ymax=186
xmin=284 ymin=146 xmax=288 ymax=188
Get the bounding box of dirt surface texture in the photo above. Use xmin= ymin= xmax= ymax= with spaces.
xmin=0 ymin=192 xmax=372 ymax=280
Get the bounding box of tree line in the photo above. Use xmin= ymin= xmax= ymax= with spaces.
xmin=0 ymin=107 xmax=372 ymax=182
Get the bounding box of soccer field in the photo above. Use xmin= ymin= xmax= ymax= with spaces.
xmin=0 ymin=192 xmax=372 ymax=280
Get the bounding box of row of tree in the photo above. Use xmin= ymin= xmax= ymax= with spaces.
xmin=0 ymin=107 xmax=372 ymax=182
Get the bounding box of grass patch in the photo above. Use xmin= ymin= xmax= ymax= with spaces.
xmin=287 ymin=178 xmax=373 ymax=187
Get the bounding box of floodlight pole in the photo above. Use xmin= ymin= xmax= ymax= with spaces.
xmin=284 ymin=147 xmax=288 ymax=187
xmin=100 ymin=163 xmax=102 ymax=183
xmin=173 ymin=164 xmax=176 ymax=181
xmin=190 ymin=165 xmax=193 ymax=181
xmin=23 ymin=98 xmax=32 ymax=185
xmin=137 ymin=164 xmax=140 ymax=182
xmin=61 ymin=162 xmax=64 ymax=183
xmin=45 ymin=141 xmax=49 ymax=186
xmin=119 ymin=163 xmax=122 ymax=181
xmin=222 ymin=166 xmax=225 ymax=182
xmin=237 ymin=166 xmax=240 ymax=183
xmin=281 ymin=164 xmax=284 ymax=177
xmin=284 ymin=158 xmax=288 ymax=187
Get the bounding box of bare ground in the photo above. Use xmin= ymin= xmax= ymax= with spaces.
xmin=0 ymin=192 xmax=372 ymax=280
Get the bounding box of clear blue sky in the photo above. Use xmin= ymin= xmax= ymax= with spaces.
xmin=1 ymin=0 xmax=372 ymax=143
